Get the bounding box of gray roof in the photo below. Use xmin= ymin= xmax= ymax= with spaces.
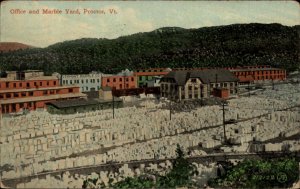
xmin=47 ymin=98 xmax=99 ymax=108
xmin=162 ymin=69 xmax=238 ymax=85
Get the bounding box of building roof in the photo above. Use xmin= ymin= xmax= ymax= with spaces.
xmin=0 ymin=75 xmax=58 ymax=81
xmin=0 ymin=93 xmax=86 ymax=104
xmin=47 ymin=98 xmax=99 ymax=108
xmin=229 ymin=68 xmax=284 ymax=72
xmin=162 ymin=69 xmax=238 ymax=85
xmin=26 ymin=76 xmax=58 ymax=80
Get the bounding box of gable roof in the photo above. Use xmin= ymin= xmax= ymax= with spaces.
xmin=161 ymin=69 xmax=238 ymax=85
xmin=190 ymin=69 xmax=238 ymax=83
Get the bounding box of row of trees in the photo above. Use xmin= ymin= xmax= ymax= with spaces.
xmin=1 ymin=23 xmax=299 ymax=75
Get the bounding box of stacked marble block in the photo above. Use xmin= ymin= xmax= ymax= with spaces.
xmin=1 ymin=85 xmax=299 ymax=180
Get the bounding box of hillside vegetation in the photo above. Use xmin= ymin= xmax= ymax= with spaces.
xmin=0 ymin=23 xmax=299 ymax=74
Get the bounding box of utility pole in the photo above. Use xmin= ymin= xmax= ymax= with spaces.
xmin=0 ymin=101 xmax=2 ymax=184
xmin=169 ymin=100 xmax=172 ymax=120
xmin=221 ymin=102 xmax=227 ymax=143
xmin=248 ymin=82 xmax=250 ymax=97
xmin=112 ymin=93 xmax=115 ymax=119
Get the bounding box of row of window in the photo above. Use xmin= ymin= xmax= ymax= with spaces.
xmin=81 ymin=86 xmax=101 ymax=91
xmin=255 ymin=76 xmax=284 ymax=80
xmin=0 ymin=89 xmax=74 ymax=99
xmin=63 ymin=79 xmax=100 ymax=85
xmin=1 ymin=81 xmax=57 ymax=89
xmin=137 ymin=69 xmax=164 ymax=72
xmin=105 ymin=77 xmax=134 ymax=83
xmin=234 ymin=70 xmax=285 ymax=76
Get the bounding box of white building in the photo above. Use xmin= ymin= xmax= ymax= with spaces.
xmin=53 ymin=72 xmax=111 ymax=92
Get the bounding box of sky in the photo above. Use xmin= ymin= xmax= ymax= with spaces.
xmin=1 ymin=1 xmax=299 ymax=48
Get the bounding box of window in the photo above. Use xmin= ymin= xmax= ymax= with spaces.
xmin=86 ymin=87 xmax=88 ymax=90
xmin=68 ymin=88 xmax=73 ymax=93
xmin=107 ymin=79 xmax=110 ymax=82
xmin=90 ymin=79 xmax=93 ymax=83
xmin=34 ymin=82 xmax=37 ymax=86
xmin=188 ymin=86 xmax=192 ymax=90
xmin=119 ymin=78 xmax=122 ymax=82
xmin=230 ymin=83 xmax=233 ymax=87
xmin=14 ymin=93 xmax=19 ymax=97
xmin=189 ymin=94 xmax=192 ymax=99
xmin=81 ymin=80 xmax=84 ymax=83
xmin=119 ymin=84 xmax=122 ymax=89
xmin=27 ymin=82 xmax=30 ymax=88
xmin=50 ymin=90 xmax=55 ymax=94
xmin=29 ymin=92 xmax=33 ymax=96
xmin=224 ymin=83 xmax=227 ymax=87
xmin=21 ymin=92 xmax=26 ymax=97
xmin=54 ymin=81 xmax=57 ymax=85
xmin=66 ymin=80 xmax=68 ymax=84
xmin=70 ymin=80 xmax=73 ymax=84
xmin=47 ymin=81 xmax=49 ymax=86
xmin=97 ymin=79 xmax=100 ymax=83
xmin=40 ymin=82 xmax=42 ymax=86
xmin=86 ymin=79 xmax=88 ymax=83
xmin=93 ymin=79 xmax=95 ymax=83
xmin=76 ymin=80 xmax=79 ymax=84
xmin=191 ymin=79 xmax=196 ymax=83
xmin=13 ymin=83 xmax=16 ymax=87
xmin=139 ymin=77 xmax=142 ymax=81
xmin=43 ymin=90 xmax=47 ymax=95
xmin=6 ymin=93 xmax=11 ymax=98
xmin=6 ymin=82 xmax=9 ymax=88
xmin=131 ymin=78 xmax=134 ymax=81
xmin=19 ymin=83 xmax=22 ymax=87
xmin=113 ymin=78 xmax=116 ymax=82
xmin=126 ymin=78 xmax=129 ymax=82
xmin=0 ymin=94 xmax=3 ymax=99
xmin=126 ymin=84 xmax=129 ymax=88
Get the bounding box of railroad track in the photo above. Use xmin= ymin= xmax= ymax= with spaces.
xmin=2 ymin=151 xmax=299 ymax=188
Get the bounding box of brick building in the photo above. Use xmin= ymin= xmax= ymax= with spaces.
xmin=0 ymin=71 xmax=86 ymax=114
xmin=226 ymin=65 xmax=286 ymax=83
xmin=160 ymin=69 xmax=238 ymax=101
xmin=101 ymin=75 xmax=137 ymax=90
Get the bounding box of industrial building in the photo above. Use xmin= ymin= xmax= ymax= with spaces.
xmin=0 ymin=70 xmax=86 ymax=114
xmin=160 ymin=69 xmax=239 ymax=101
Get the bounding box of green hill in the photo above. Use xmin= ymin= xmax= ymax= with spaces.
xmin=0 ymin=23 xmax=299 ymax=74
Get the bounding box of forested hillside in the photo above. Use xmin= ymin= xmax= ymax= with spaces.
xmin=0 ymin=23 xmax=299 ymax=75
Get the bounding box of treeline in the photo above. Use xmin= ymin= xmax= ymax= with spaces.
xmin=0 ymin=23 xmax=299 ymax=75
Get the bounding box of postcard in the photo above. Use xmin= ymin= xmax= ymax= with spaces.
xmin=0 ymin=0 xmax=299 ymax=188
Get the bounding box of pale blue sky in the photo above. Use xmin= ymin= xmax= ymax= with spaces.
xmin=1 ymin=1 xmax=299 ymax=47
